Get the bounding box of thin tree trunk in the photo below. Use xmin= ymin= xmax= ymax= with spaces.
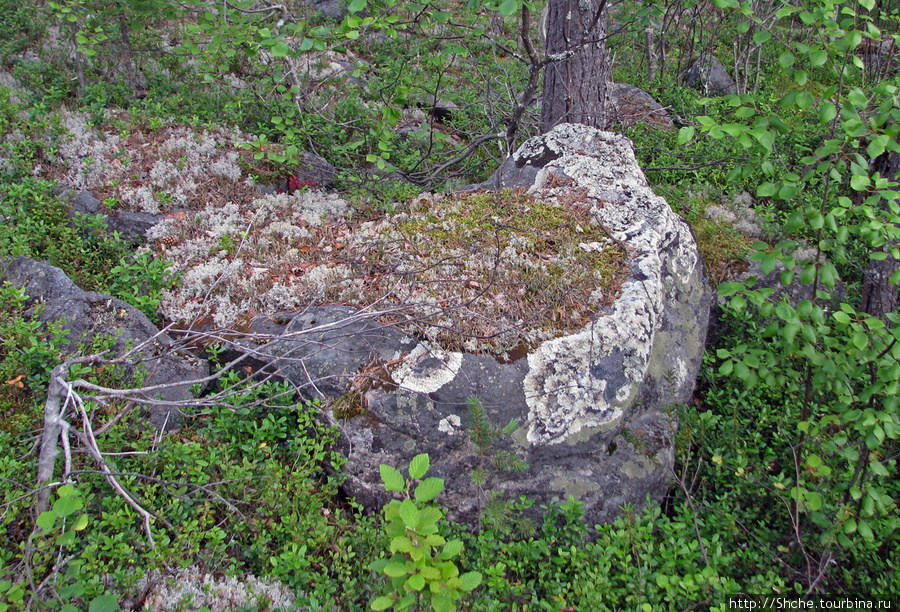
xmin=115 ymin=1 xmax=144 ymax=96
xmin=862 ymin=147 xmax=900 ymax=320
xmin=70 ymin=20 xmax=86 ymax=97
xmin=540 ymin=0 xmax=612 ymax=132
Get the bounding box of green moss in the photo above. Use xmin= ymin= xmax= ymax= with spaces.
xmin=378 ymin=188 xmax=630 ymax=352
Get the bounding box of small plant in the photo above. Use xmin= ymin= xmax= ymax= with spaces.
xmin=108 ymin=250 xmax=179 ymax=321
xmin=369 ymin=453 xmax=482 ymax=612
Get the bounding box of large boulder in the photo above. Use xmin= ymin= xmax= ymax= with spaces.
xmin=0 ymin=256 xmax=208 ymax=429
xmin=237 ymin=124 xmax=712 ymax=527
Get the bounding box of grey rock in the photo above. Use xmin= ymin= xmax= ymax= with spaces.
xmin=310 ymin=0 xmax=347 ymax=19
xmin=0 ymin=256 xmax=208 ymax=429
xmin=296 ymin=151 xmax=336 ymax=188
xmin=71 ymin=190 xmax=102 ymax=215
xmin=608 ymin=82 xmax=673 ymax=128
xmin=108 ymin=211 xmax=164 ymax=243
xmin=240 ymin=124 xmax=712 ymax=528
xmin=684 ymin=55 xmax=738 ymax=96
xmin=58 ymin=188 xmax=164 ymax=244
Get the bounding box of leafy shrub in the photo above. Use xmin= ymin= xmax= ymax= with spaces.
xmin=370 ymin=453 xmax=482 ymax=612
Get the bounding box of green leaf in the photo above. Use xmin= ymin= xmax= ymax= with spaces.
xmin=399 ymin=499 xmax=419 ymax=528
xmin=380 ymin=465 xmax=405 ymax=492
xmin=441 ymin=539 xmax=464 ymax=559
xmin=752 ymin=30 xmax=771 ymax=44
xmin=778 ymin=51 xmax=796 ymax=68
xmin=270 ymin=40 xmax=291 ymax=58
xmin=677 ymin=126 xmax=695 ymax=145
xmin=407 ymin=573 xmax=426 ymax=591
xmin=384 ymin=560 xmax=409 ymax=578
xmin=804 ymin=491 xmax=823 ymax=511
xmin=36 ymin=511 xmax=56 ymax=532
xmin=414 ymin=477 xmax=444 ymax=503
xmin=498 ymin=0 xmax=518 ymax=16
xmin=809 ymin=48 xmax=828 ymax=66
xmin=848 ymin=88 xmax=869 ymax=109
xmin=857 ymin=519 xmax=874 ymax=540
xmin=348 ymin=0 xmax=366 ymax=12
xmin=850 ymin=174 xmax=871 ymax=191
xmin=53 ymin=496 xmax=80 ymax=518
xmin=88 ymin=595 xmax=119 ymax=612
xmin=460 ymin=571 xmax=482 ymax=591
xmin=371 ymin=595 xmax=394 ymax=610
xmin=868 ymin=135 xmax=890 ymax=160
xmin=757 ymin=182 xmax=777 ymax=197
xmin=819 ymin=102 xmax=837 ymax=125
xmin=408 ymin=453 xmax=430 ymax=480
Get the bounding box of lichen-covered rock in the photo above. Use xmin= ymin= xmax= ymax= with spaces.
xmin=243 ymin=124 xmax=711 ymax=528
xmin=0 ymin=256 xmax=208 ymax=429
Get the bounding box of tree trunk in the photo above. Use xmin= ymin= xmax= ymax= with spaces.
xmin=540 ymin=0 xmax=612 ymax=132
xmin=861 ymin=147 xmax=900 ymax=320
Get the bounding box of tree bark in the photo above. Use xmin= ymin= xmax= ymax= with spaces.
xmin=540 ymin=0 xmax=612 ymax=132
xmin=861 ymin=147 xmax=900 ymax=320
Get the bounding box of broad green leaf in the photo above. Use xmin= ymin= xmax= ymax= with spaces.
xmin=88 ymin=595 xmax=119 ymax=612
xmin=848 ymin=88 xmax=869 ymax=109
xmin=778 ymin=51 xmax=796 ymax=68
xmin=384 ymin=560 xmax=408 ymax=578
xmin=348 ymin=0 xmax=366 ymax=12
xmin=757 ymin=182 xmax=777 ymax=197
xmin=53 ymin=496 xmax=80 ymax=518
xmin=71 ymin=513 xmax=88 ymax=532
xmin=414 ymin=477 xmax=444 ymax=503
xmin=407 ymin=573 xmax=426 ymax=591
xmin=460 ymin=571 xmax=482 ymax=591
xmin=441 ymin=539 xmax=464 ymax=559
xmin=858 ymin=519 xmax=874 ymax=540
xmin=36 ymin=511 xmax=56 ymax=532
xmin=417 ymin=505 xmax=442 ymax=528
xmin=371 ymin=595 xmax=394 ymax=610
xmin=380 ymin=465 xmax=405 ymax=491
xmin=409 ymin=453 xmax=430 ymax=480
xmin=819 ymin=102 xmax=837 ymax=125
xmin=270 ymin=41 xmax=290 ymax=58
xmin=804 ymin=491 xmax=823 ymax=511
xmin=399 ymin=499 xmax=419 ymax=528
xmin=778 ymin=184 xmax=798 ymax=200
xmin=850 ymin=174 xmax=870 ymax=191
xmin=677 ymin=126 xmax=694 ymax=145
xmin=867 ymin=136 xmax=889 ymax=159
xmin=498 ymin=0 xmax=518 ymax=16
xmin=809 ymin=48 xmax=828 ymax=66
xmin=752 ymin=30 xmax=771 ymax=44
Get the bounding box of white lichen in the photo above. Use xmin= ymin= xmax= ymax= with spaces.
xmin=393 ymin=343 xmax=463 ymax=394
xmin=438 ymin=414 xmax=462 ymax=435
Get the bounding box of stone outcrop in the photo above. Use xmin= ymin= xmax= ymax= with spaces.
xmin=8 ymin=124 xmax=711 ymax=528
xmin=684 ymin=55 xmax=738 ymax=96
xmin=0 ymin=256 xmax=208 ymax=429
xmin=236 ymin=124 xmax=712 ymax=527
